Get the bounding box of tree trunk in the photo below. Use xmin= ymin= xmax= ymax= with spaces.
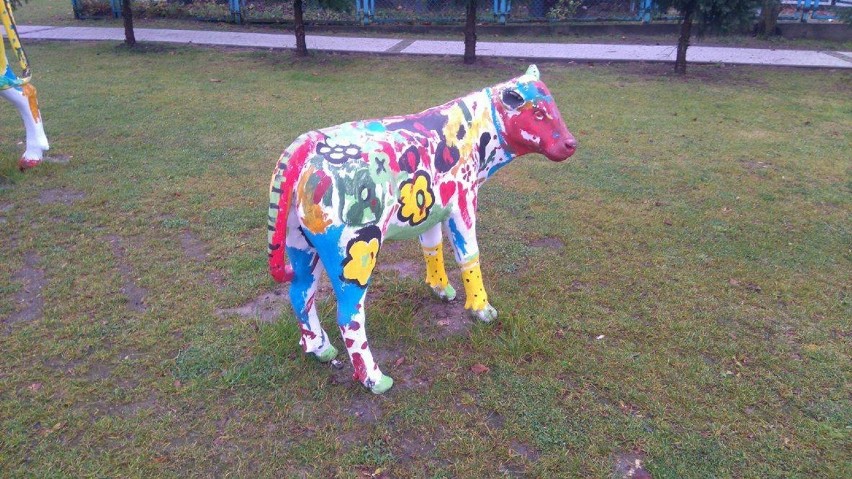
xmin=756 ymin=0 xmax=781 ymax=36
xmin=122 ymin=0 xmax=136 ymax=46
xmin=463 ymin=0 xmax=477 ymax=65
xmin=294 ymin=0 xmax=307 ymax=56
xmin=674 ymin=4 xmax=694 ymax=75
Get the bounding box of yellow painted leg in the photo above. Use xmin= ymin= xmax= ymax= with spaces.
xmin=459 ymin=255 xmax=497 ymax=322
xmin=422 ymin=243 xmax=456 ymax=301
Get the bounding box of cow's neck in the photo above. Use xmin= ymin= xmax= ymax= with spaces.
xmin=473 ymin=88 xmax=516 ymax=184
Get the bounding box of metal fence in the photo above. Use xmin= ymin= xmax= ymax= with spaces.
xmin=72 ymin=0 xmax=848 ymax=25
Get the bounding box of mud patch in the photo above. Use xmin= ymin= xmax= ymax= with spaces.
xmin=396 ymin=425 xmax=444 ymax=464
xmin=44 ymin=154 xmax=72 ymax=165
xmin=376 ymin=260 xmax=420 ymax=279
xmin=0 ymin=202 xmax=12 ymax=224
xmin=343 ymin=396 xmax=383 ymax=424
xmin=530 ymin=237 xmax=565 ymax=251
xmin=76 ymin=393 xmax=159 ymax=419
xmin=373 ymin=348 xmax=433 ymax=391
xmin=5 ymin=251 xmax=46 ymax=325
xmin=180 ymin=230 xmax=209 ymax=262
xmin=417 ymin=296 xmax=470 ymax=339
xmin=510 ymin=441 xmax=540 ymax=462
xmin=86 ymin=362 xmax=114 ymax=381
xmin=216 ymin=287 xmax=290 ymax=323
xmin=613 ymin=451 xmax=651 ymax=479
xmin=740 ymin=159 xmax=775 ymax=174
xmin=180 ymin=230 xmax=228 ymax=288
xmin=107 ymin=235 xmax=148 ymax=312
xmin=38 ymin=188 xmax=85 ymax=205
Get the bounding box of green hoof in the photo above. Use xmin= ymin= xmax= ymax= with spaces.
xmin=370 ymin=374 xmax=394 ymax=394
xmin=313 ymin=344 xmax=338 ymax=363
xmin=430 ymin=283 xmax=457 ymax=302
xmin=468 ymin=304 xmax=498 ymax=323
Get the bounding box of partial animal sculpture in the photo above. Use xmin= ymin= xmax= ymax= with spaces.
xmin=1 ymin=0 xmax=48 ymax=170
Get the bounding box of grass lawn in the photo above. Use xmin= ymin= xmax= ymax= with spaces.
xmin=1 ymin=42 xmax=850 ymax=477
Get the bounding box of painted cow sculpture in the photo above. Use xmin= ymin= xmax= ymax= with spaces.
xmin=268 ymin=65 xmax=576 ymax=394
xmin=1 ymin=0 xmax=49 ymax=170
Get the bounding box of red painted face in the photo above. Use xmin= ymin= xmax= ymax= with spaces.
xmin=495 ymin=80 xmax=577 ymax=162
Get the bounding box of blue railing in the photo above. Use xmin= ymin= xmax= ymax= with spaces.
xmin=494 ymin=0 xmax=511 ymax=24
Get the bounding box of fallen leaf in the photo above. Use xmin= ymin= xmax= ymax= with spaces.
xmin=394 ymin=356 xmax=406 ymax=367
xmin=28 ymin=382 xmax=42 ymax=392
xmin=209 ymin=78 xmax=222 ymax=83
xmin=663 ymin=219 xmax=673 ymax=226
xmin=470 ymin=363 xmax=490 ymax=375
xmin=437 ymin=319 xmax=450 ymax=327
xmin=729 ymin=278 xmax=741 ymax=286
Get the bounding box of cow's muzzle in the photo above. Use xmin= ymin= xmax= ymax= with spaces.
xmin=545 ymin=137 xmax=577 ymax=162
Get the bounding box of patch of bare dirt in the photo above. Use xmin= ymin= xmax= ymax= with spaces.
xmin=375 ymin=348 xmax=434 ymax=391
xmin=86 ymin=362 xmax=114 ymax=381
xmin=613 ymin=451 xmax=652 ymax=479
xmin=0 ymin=202 xmax=13 ymax=225
xmin=38 ymin=188 xmax=85 ymax=205
xmin=77 ymin=394 xmax=159 ymax=419
xmin=5 ymin=251 xmax=46 ymax=325
xmin=180 ymin=230 xmax=210 ymax=262
xmin=43 ymin=154 xmax=72 ymax=165
xmin=343 ymin=395 xmax=383 ymax=424
xmin=417 ymin=296 xmax=470 ymax=339
xmin=396 ymin=425 xmax=445 ymax=464
xmin=106 ymin=235 xmax=148 ymax=313
xmin=486 ymin=411 xmax=505 ymax=430
xmin=530 ymin=237 xmax=565 ymax=250
xmin=180 ymin=229 xmax=227 ymax=288
xmin=216 ymin=287 xmax=290 ymax=323
xmin=510 ymin=440 xmax=540 ymax=462
xmin=376 ymin=259 xmax=420 ymax=279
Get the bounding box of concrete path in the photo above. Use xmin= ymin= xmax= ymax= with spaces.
xmin=13 ymin=25 xmax=852 ymax=69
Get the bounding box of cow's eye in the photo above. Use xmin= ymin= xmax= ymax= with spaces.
xmin=502 ymin=90 xmax=525 ymax=109
xmin=534 ymin=110 xmax=545 ymax=120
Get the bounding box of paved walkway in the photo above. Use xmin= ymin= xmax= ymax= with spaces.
xmin=15 ymin=25 xmax=852 ymax=69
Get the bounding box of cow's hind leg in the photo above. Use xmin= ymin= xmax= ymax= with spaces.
xmin=311 ymin=225 xmax=393 ymax=394
xmin=286 ymin=223 xmax=337 ymax=362
xmin=1 ymin=85 xmax=49 ymax=170
xmin=419 ymin=223 xmax=456 ymax=301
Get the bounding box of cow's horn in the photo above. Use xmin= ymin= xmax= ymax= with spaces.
xmin=525 ymin=64 xmax=540 ymax=80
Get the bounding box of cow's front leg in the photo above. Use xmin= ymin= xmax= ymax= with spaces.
xmin=419 ymin=222 xmax=456 ymax=302
xmin=327 ymin=227 xmax=393 ymax=394
xmin=1 ymin=85 xmax=49 ymax=170
xmin=336 ymin=283 xmax=393 ymax=394
xmin=444 ymin=215 xmax=498 ymax=323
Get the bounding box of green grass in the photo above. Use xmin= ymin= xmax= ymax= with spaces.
xmin=1 ymin=42 xmax=850 ymax=477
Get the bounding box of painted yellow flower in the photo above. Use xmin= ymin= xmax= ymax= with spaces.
xmin=397 ymin=172 xmax=434 ymax=226
xmin=342 ymin=238 xmax=380 ymax=286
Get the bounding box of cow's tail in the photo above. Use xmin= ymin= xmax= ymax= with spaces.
xmin=268 ymin=136 xmax=314 ymax=283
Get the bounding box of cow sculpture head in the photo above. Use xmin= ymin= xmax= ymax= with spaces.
xmin=493 ymin=65 xmax=577 ymax=162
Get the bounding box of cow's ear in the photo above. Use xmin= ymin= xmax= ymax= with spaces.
xmin=502 ymin=89 xmax=525 ymax=110
xmin=525 ymin=64 xmax=540 ymax=80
